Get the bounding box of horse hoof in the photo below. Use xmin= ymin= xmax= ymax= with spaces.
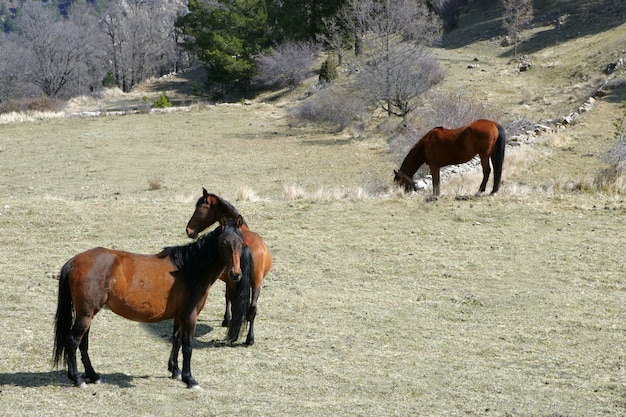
xmin=187 ymin=383 xmax=204 ymax=392
xmin=221 ymin=320 xmax=230 ymax=327
xmin=77 ymin=381 xmax=88 ymax=389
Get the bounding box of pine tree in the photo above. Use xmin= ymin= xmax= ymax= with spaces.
xmin=177 ymin=0 xmax=271 ymax=98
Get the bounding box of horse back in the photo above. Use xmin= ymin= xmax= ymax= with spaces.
xmin=426 ymin=119 xmax=500 ymax=166
xmin=242 ymin=230 xmax=272 ymax=283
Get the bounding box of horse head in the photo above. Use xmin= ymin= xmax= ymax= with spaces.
xmin=394 ymin=169 xmax=418 ymax=192
xmin=186 ymin=188 xmax=222 ymax=238
xmin=218 ymin=216 xmax=246 ymax=283
xmin=186 ymin=188 xmax=246 ymax=238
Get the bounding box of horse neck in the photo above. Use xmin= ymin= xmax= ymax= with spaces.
xmin=213 ymin=198 xmax=249 ymax=229
xmin=400 ymin=140 xmax=425 ymax=176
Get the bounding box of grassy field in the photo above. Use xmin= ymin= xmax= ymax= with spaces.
xmin=0 ymin=104 xmax=625 ymax=416
xmin=1 ymin=1 xmax=626 ymax=416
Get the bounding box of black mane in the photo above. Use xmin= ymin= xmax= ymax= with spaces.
xmin=207 ymin=193 xmax=249 ymax=227
xmin=157 ymin=225 xmax=222 ymax=278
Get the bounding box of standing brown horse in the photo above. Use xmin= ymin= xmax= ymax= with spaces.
xmin=394 ymin=119 xmax=506 ymax=196
xmin=53 ymin=218 xmax=251 ymax=389
xmin=186 ymin=188 xmax=272 ymax=346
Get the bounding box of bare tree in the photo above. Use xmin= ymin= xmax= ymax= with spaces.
xmin=8 ymin=2 xmax=103 ymax=98
xmin=501 ymin=0 xmax=533 ymax=58
xmin=102 ymin=0 xmax=186 ymax=92
xmin=343 ymin=0 xmax=444 ymax=118
xmin=0 ymin=33 xmax=31 ymax=100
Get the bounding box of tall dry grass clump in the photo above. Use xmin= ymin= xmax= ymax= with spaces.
xmin=283 ymin=184 xmax=373 ymax=201
xmin=0 ymin=110 xmax=64 ymax=125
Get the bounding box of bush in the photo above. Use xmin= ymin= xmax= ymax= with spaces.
xmin=289 ymin=83 xmax=366 ymax=130
xmin=0 ymin=96 xmax=64 ymax=114
xmin=102 ymin=72 xmax=118 ymax=88
xmin=423 ymin=91 xmax=495 ymax=128
xmin=153 ymin=92 xmax=172 ymax=108
xmin=595 ymin=105 xmax=626 ymax=192
xmin=319 ymin=58 xmax=338 ymax=83
xmin=605 ymin=112 xmax=626 ymax=175
xmin=255 ymin=41 xmax=319 ymax=89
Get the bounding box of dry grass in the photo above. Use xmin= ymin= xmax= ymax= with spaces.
xmin=1 ymin=103 xmax=625 ymax=417
xmin=1 ymin=1 xmax=626 ymax=415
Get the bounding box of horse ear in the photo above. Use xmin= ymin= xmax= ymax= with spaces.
xmin=219 ymin=216 xmax=227 ymax=227
xmin=202 ymin=187 xmax=209 ymax=197
xmin=236 ymin=215 xmax=244 ymax=228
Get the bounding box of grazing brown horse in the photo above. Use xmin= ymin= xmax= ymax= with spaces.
xmin=186 ymin=188 xmax=272 ymax=346
xmin=394 ymin=119 xmax=506 ymax=196
xmin=53 ymin=218 xmax=251 ymax=389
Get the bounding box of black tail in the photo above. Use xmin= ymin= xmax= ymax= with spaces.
xmin=226 ymin=247 xmax=252 ymax=342
xmin=53 ymin=261 xmax=74 ymax=368
xmin=491 ymin=124 xmax=506 ymax=193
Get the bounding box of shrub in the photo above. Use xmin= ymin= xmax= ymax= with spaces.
xmin=423 ymin=91 xmax=495 ymax=129
xmin=605 ymin=111 xmax=626 ymax=174
xmin=0 ymin=96 xmax=64 ymax=114
xmin=153 ymin=92 xmax=173 ymax=108
xmin=102 ymin=72 xmax=118 ymax=88
xmin=289 ymin=84 xmax=366 ymax=130
xmin=138 ymin=96 xmax=151 ymax=113
xmin=255 ymin=41 xmax=319 ymax=89
xmin=595 ymin=105 xmax=626 ymax=192
xmin=319 ymin=58 xmax=338 ymax=83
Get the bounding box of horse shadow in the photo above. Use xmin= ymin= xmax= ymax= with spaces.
xmin=141 ymin=320 xmax=246 ymax=348
xmin=0 ymin=371 xmax=136 ymax=388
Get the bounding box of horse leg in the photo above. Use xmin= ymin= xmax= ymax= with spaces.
xmin=478 ymin=155 xmax=491 ymax=194
xmin=66 ymin=315 xmax=93 ymax=388
xmin=79 ymin=329 xmax=101 ymax=384
xmin=245 ymin=287 xmax=261 ymax=346
xmin=168 ymin=320 xmax=182 ymax=380
xmin=180 ymin=317 xmax=200 ymax=389
xmin=430 ymin=166 xmax=441 ymax=196
xmin=222 ymin=286 xmax=231 ymax=327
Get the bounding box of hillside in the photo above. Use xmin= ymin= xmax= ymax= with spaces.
xmin=60 ymin=0 xmax=626 ymax=193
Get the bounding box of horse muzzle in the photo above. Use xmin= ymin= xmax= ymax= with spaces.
xmin=186 ymin=228 xmax=198 ymax=239
xmin=229 ymin=271 xmax=242 ymax=283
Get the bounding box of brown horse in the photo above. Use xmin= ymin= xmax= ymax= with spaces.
xmin=53 ymin=217 xmax=251 ymax=389
xmin=394 ymin=119 xmax=506 ymax=196
xmin=186 ymin=188 xmax=272 ymax=346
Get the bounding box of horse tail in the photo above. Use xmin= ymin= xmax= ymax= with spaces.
xmin=491 ymin=123 xmax=506 ymax=193
xmin=53 ymin=261 xmax=74 ymax=368
xmin=226 ymin=246 xmax=252 ymax=342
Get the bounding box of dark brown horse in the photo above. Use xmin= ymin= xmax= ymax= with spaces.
xmin=394 ymin=119 xmax=506 ymax=196
xmin=186 ymin=188 xmax=271 ymax=345
xmin=53 ymin=217 xmax=251 ymax=389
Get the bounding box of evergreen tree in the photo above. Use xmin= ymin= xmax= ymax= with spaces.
xmin=267 ymin=0 xmax=344 ymax=42
xmin=177 ymin=0 xmax=271 ymax=98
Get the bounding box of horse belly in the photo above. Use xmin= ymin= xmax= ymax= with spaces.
xmin=105 ymin=257 xmax=178 ymax=323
